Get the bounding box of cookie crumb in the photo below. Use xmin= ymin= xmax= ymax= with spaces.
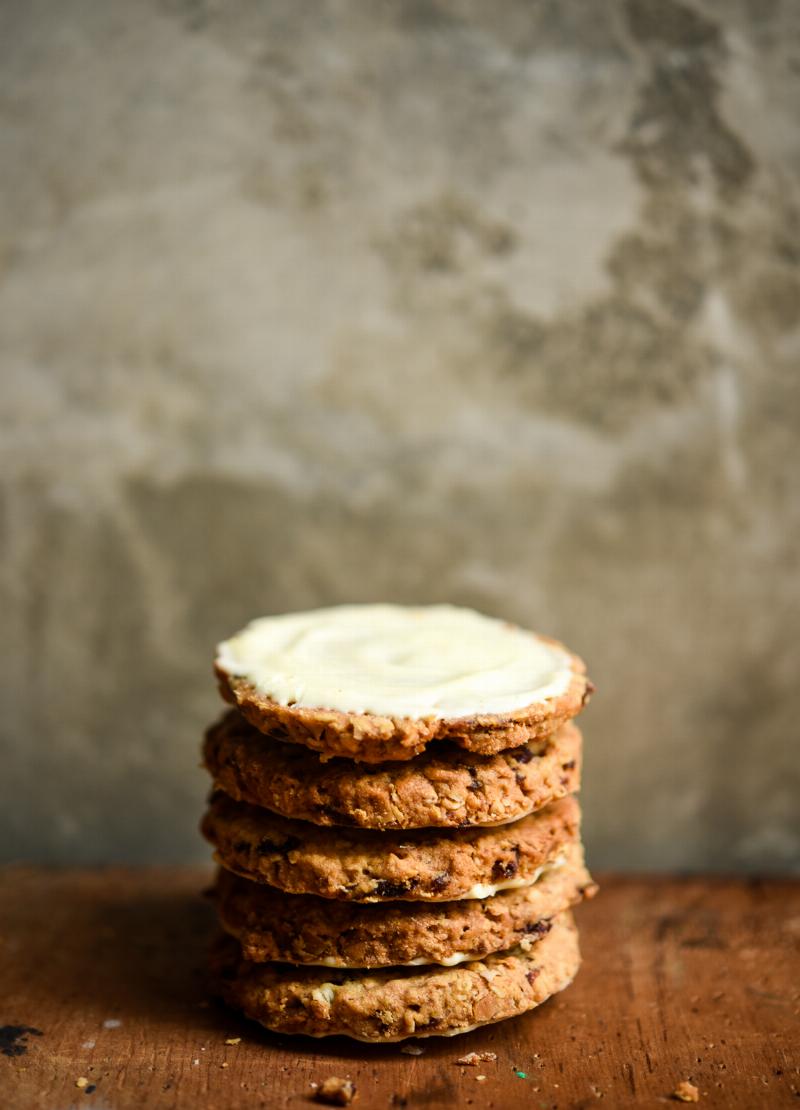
xmin=224 ymin=1037 xmax=241 ymax=1045
xmin=401 ymin=1044 xmax=425 ymax=1055
xmin=315 ymin=1076 xmax=357 ymax=1105
xmin=76 ymin=1077 xmax=89 ymax=1089
xmin=475 ymin=1075 xmax=487 ymax=1082
xmin=672 ymin=1081 xmax=700 ymax=1102
xmin=102 ymin=1019 xmax=122 ymax=1030
xmin=221 ymin=1062 xmax=228 ymax=1069
xmin=456 ymin=1051 xmax=497 ymax=1066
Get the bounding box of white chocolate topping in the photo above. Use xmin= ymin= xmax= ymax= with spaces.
xmin=216 ymin=604 xmax=574 ymax=719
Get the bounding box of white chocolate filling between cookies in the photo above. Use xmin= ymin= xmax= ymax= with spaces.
xmin=216 ymin=604 xmax=574 ymax=718
xmin=309 ymin=942 xmax=532 ymax=986
xmin=302 ymin=1021 xmax=488 ymax=1042
xmin=459 ymin=855 xmax=561 ymax=901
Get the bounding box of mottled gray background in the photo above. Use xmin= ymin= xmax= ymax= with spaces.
xmin=2 ymin=0 xmax=798 ymax=872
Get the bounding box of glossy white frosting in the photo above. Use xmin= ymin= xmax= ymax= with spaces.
xmin=216 ymin=604 xmax=574 ymax=719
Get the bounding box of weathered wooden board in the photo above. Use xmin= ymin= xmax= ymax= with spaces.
xmin=1 ymin=869 xmax=797 ymax=1108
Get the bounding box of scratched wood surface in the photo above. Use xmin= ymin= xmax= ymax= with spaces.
xmin=0 ymin=869 xmax=797 ymax=1109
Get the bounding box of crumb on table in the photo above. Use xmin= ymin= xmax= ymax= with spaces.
xmin=672 ymin=1080 xmax=700 ymax=1102
xmin=455 ymin=1051 xmax=497 ymax=1066
xmin=315 ymin=1076 xmax=358 ymax=1105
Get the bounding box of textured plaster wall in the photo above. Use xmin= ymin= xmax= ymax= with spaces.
xmin=1 ymin=0 xmax=799 ymax=871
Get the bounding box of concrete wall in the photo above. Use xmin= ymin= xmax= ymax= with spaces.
xmin=2 ymin=0 xmax=798 ymax=871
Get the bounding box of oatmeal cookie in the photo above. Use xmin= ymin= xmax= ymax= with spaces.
xmin=215 ymin=604 xmax=592 ymax=763
xmin=201 ymin=793 xmax=580 ymax=902
xmin=204 ymin=712 xmax=581 ymax=829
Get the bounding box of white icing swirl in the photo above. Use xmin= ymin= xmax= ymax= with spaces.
xmin=216 ymin=604 xmax=574 ymax=719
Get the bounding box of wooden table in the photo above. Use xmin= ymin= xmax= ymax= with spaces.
xmin=1 ymin=869 xmax=797 ymax=1109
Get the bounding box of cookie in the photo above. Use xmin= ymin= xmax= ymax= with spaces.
xmin=201 ymin=793 xmax=580 ymax=902
xmin=204 ymin=712 xmax=582 ymax=830
xmin=215 ymin=604 xmax=592 ymax=763
xmin=213 ymin=840 xmax=595 ymax=967
xmin=211 ymin=910 xmax=580 ymax=1041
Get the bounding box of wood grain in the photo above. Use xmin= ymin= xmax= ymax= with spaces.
xmin=0 ymin=868 xmax=797 ymax=1109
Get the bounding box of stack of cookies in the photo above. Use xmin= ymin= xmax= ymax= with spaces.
xmin=201 ymin=604 xmax=595 ymax=1042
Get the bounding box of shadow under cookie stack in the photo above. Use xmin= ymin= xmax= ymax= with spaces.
xmin=201 ymin=604 xmax=596 ymax=1042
